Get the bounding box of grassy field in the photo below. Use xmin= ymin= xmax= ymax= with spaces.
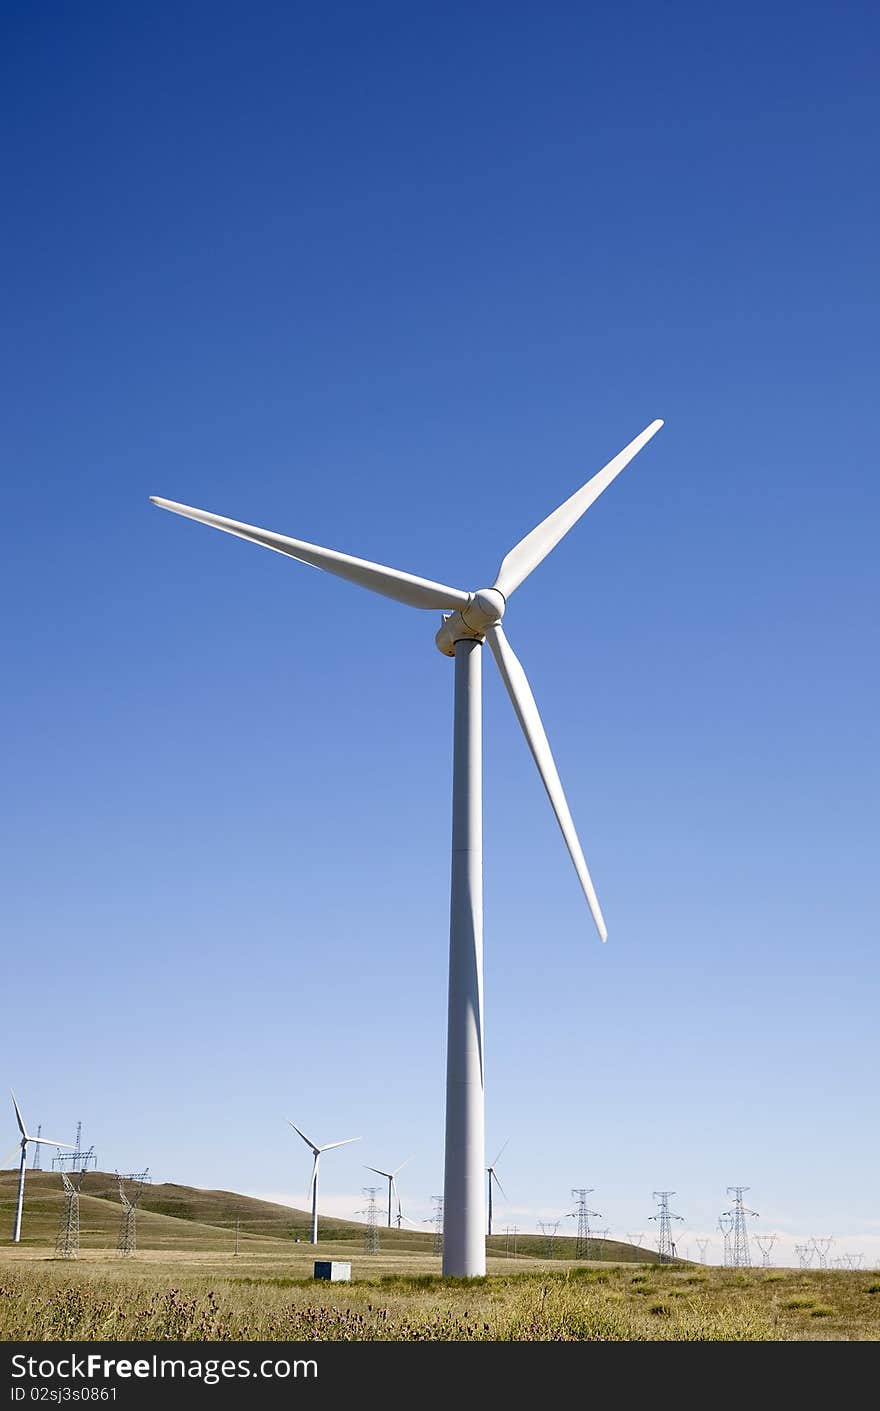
xmin=2 ymin=1171 xmax=878 ymax=1341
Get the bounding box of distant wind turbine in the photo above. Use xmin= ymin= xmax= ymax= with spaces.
xmin=152 ymin=418 xmax=664 ymax=1276
xmin=365 ymin=1156 xmax=412 ymax=1229
xmin=288 ymin=1120 xmax=360 ymax=1244
xmin=9 ymin=1091 xmax=73 ymax=1243
xmin=487 ymin=1139 xmax=509 ymax=1236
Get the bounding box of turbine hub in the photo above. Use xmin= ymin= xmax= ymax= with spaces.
xmin=435 ymin=588 xmax=505 ymax=657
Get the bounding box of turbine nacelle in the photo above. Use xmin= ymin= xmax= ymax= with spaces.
xmin=435 ymin=589 xmax=506 ymax=657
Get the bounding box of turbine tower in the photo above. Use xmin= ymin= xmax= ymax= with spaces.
xmin=486 ymin=1139 xmax=508 ymax=1236
xmin=8 ymin=1092 xmax=72 ymax=1243
xmin=364 ymin=1156 xmax=412 ymax=1229
xmin=151 ymin=419 xmax=664 ymax=1277
xmin=288 ymin=1120 xmax=360 ymax=1245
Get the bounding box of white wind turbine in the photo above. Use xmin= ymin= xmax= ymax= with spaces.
xmin=365 ymin=1157 xmax=412 ymax=1229
xmin=8 ymin=1091 xmax=73 ymax=1243
xmin=288 ymin=1121 xmax=360 ymax=1244
xmin=152 ymin=417 xmax=664 ymax=1277
xmin=486 ymin=1139 xmax=509 ymax=1237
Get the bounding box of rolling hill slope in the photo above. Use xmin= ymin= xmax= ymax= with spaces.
xmin=0 ymin=1170 xmax=654 ymax=1261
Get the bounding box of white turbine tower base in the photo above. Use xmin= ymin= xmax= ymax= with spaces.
xmin=9 ymin=1091 xmax=73 ymax=1244
xmin=152 ymin=418 xmax=664 ymax=1278
xmin=288 ymin=1121 xmax=360 ymax=1244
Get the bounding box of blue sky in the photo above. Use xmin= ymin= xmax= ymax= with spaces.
xmin=2 ymin=2 xmax=878 ymax=1268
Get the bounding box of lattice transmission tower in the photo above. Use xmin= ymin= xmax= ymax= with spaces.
xmin=570 ymin=1189 xmax=601 ymax=1260
xmin=717 ymin=1214 xmax=734 ymax=1266
xmin=430 ymin=1195 xmax=443 ymax=1255
xmin=53 ymin=1120 xmax=98 ymax=1174
xmin=359 ymin=1187 xmax=382 ymax=1254
xmin=538 ymin=1220 xmax=559 ymax=1258
xmin=32 ymin=1125 xmax=42 ymax=1169
xmin=626 ymin=1232 xmax=644 ymax=1262
xmin=695 ymin=1238 xmax=709 ymax=1264
xmin=811 ymin=1237 xmax=832 ymax=1269
xmin=650 ymin=1191 xmax=683 ymax=1263
xmin=723 ymin=1188 xmax=758 ymax=1267
xmin=116 ymin=1176 xmax=144 ymax=1255
xmin=55 ymin=1170 xmax=86 ymax=1259
xmin=754 ymin=1233 xmax=777 ymax=1268
xmin=794 ymin=1243 xmax=813 ymax=1268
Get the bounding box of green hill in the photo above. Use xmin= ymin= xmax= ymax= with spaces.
xmin=0 ymin=1169 xmax=655 ymax=1261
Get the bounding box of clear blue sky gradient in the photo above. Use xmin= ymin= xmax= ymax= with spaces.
xmin=3 ymin=3 xmax=878 ymax=1265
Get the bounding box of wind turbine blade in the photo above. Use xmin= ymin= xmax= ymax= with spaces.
xmin=308 ymin=1156 xmax=318 ymax=1205
xmin=10 ymin=1091 xmax=27 ymax=1139
xmin=490 ymin=1138 xmax=509 ymax=1168
xmin=150 ymin=499 xmax=470 ymax=612
xmin=2 ymin=1146 xmax=21 ymax=1168
xmin=30 ymin=1138 xmax=74 ymax=1148
xmin=319 ymin=1136 xmax=361 ymax=1153
xmin=287 ymin=1120 xmax=319 ymax=1153
xmin=364 ymin=1165 xmax=392 ymax=1179
xmin=392 ymin=1156 xmax=413 ymax=1177
xmin=493 ymin=420 xmax=663 ymax=598
xmin=486 ymin=624 xmax=607 ymax=941
xmin=491 ymin=1171 xmax=507 ymax=1199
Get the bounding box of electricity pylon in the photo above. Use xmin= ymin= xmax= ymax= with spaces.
xmin=754 ymin=1233 xmax=777 ymax=1268
xmin=650 ymin=1191 xmax=683 ymax=1263
xmin=116 ymin=1176 xmax=143 ymax=1255
xmin=722 ymin=1188 xmax=758 ymax=1267
xmin=55 ymin=1170 xmax=86 ymax=1259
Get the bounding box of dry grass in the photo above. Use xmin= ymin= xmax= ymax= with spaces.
xmin=2 ymin=1171 xmax=878 ymax=1341
xmin=1 ymin=1256 xmax=878 ymax=1341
